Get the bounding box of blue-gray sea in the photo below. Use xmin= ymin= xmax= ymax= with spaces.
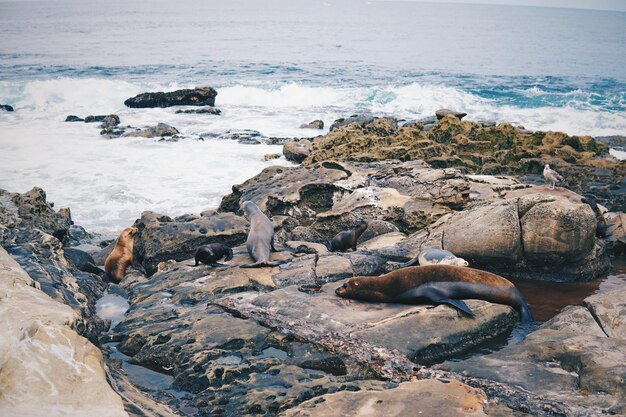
xmin=1 ymin=0 xmax=625 ymax=236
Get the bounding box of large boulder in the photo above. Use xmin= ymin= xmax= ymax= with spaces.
xmin=124 ymin=87 xmax=217 ymax=108
xmin=383 ymin=189 xmax=608 ymax=281
xmin=133 ymin=210 xmax=249 ymax=274
xmin=283 ymin=139 xmax=313 ymax=163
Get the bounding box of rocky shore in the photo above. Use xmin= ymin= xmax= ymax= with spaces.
xmin=1 ymin=111 xmax=625 ymax=417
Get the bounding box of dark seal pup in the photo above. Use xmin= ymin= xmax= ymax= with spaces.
xmin=329 ymin=220 xmax=368 ymax=252
xmin=335 ymin=265 xmax=532 ymax=323
xmin=104 ymin=227 xmax=138 ymax=283
xmin=191 ymin=243 xmax=233 ymax=267
xmin=240 ymin=200 xmax=285 ymax=268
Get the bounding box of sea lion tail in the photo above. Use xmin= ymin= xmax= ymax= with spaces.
xmin=512 ymin=288 xmax=533 ymax=323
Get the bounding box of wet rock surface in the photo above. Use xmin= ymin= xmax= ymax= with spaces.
xmin=123 ymin=122 xmax=180 ymax=138
xmin=124 ymin=87 xmax=218 ymax=108
xmin=439 ymin=287 xmax=626 ymax=415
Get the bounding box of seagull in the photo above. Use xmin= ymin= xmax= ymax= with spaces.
xmin=543 ymin=164 xmax=564 ymax=189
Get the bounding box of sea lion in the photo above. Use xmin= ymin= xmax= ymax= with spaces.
xmin=329 ymin=220 xmax=368 ymax=252
xmin=335 ymin=265 xmax=532 ymax=323
xmin=581 ymin=197 xmax=612 ymax=238
xmin=191 ymin=243 xmax=233 ymax=267
xmin=240 ymin=201 xmax=285 ymax=268
xmin=64 ymin=247 xmax=104 ymax=275
xmin=396 ymin=248 xmax=469 ymax=268
xmin=104 ymin=227 xmax=138 ymax=283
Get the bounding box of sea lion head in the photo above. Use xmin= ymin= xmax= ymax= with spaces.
xmin=119 ymin=227 xmax=138 ymax=245
xmin=335 ymin=277 xmax=376 ymax=300
xmin=355 ymin=220 xmax=368 ymax=234
xmin=241 ymin=200 xmax=260 ymax=218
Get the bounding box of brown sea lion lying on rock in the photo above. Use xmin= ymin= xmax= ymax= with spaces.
xmin=336 ymin=265 xmax=532 ymax=323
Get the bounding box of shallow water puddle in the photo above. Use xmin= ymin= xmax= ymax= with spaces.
xmin=96 ymin=291 xmax=130 ymax=331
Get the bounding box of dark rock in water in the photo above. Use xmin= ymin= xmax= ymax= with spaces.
xmin=595 ymin=135 xmax=626 ymax=151
xmin=124 ymin=87 xmax=217 ymax=108
xmin=300 ymin=119 xmax=324 ymax=129
xmin=283 ymin=139 xmax=312 ymax=163
xmin=435 ymin=109 xmax=467 ymax=120
xmin=100 ymin=114 xmax=120 ymax=129
xmin=123 ymin=123 xmax=179 ymax=138
xmin=84 ymin=115 xmax=109 ymax=123
xmin=0 ymin=104 xmax=14 ymax=112
xmin=175 ymin=107 xmax=221 ymax=115
xmin=65 ymin=115 xmax=84 ymax=122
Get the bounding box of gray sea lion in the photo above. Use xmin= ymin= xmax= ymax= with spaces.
xmin=240 ymin=201 xmax=285 ymax=268
xmin=190 ymin=243 xmax=233 ymax=267
xmin=64 ymin=247 xmax=104 ymax=275
xmin=397 ymin=248 xmax=469 ymax=268
xmin=104 ymin=227 xmax=138 ymax=283
xmin=329 ymin=220 xmax=368 ymax=252
xmin=335 ymin=265 xmax=532 ymax=323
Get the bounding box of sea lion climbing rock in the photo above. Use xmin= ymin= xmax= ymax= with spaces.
xmin=104 ymin=227 xmax=138 ymax=283
xmin=329 ymin=220 xmax=368 ymax=252
xmin=240 ymin=200 xmax=286 ymax=268
xmin=336 ymin=265 xmax=532 ymax=323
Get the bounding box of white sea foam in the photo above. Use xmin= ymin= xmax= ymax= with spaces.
xmin=0 ymin=77 xmax=624 ymax=236
xmin=95 ymin=292 xmax=130 ymax=331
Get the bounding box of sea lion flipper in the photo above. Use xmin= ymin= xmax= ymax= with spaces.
xmin=271 ymin=239 xmax=278 ymax=252
xmin=210 ymin=263 xmax=228 ymax=267
xmin=439 ymin=298 xmax=474 ymax=317
xmin=396 ymin=256 xmax=419 ymax=269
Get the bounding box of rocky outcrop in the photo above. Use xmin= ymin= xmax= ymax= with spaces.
xmin=439 ymin=286 xmax=626 ymax=415
xmin=124 ymin=87 xmax=217 ymax=108
xmin=300 ymin=120 xmax=324 ymax=129
xmin=218 ymin=160 xmax=469 ymax=240
xmin=606 ymin=212 xmax=626 ymax=254
xmin=283 ymin=139 xmax=312 ymax=163
xmin=304 ymin=115 xmax=625 ymax=211
xmin=132 ymin=210 xmax=250 ymax=274
xmin=0 ymin=247 xmax=127 ymax=417
xmin=123 ymin=122 xmax=179 ymax=138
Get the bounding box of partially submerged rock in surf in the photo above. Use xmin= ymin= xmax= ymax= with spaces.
xmin=124 ymin=86 xmax=218 ymax=108
xmin=123 ymin=122 xmax=179 ymax=138
xmin=283 ymin=139 xmax=312 ymax=163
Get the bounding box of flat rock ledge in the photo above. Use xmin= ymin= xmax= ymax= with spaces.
xmin=0 ymin=247 xmax=127 ymax=417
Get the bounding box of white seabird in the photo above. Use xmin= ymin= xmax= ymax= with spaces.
xmin=543 ymin=164 xmax=564 ymax=189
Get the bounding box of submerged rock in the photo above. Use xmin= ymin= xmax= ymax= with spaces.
xmin=65 ymin=115 xmax=84 ymax=122
xmin=0 ymin=104 xmax=14 ymax=112
xmin=123 ymin=122 xmax=179 ymax=138
xmin=124 ymin=86 xmax=217 ymax=108
xmin=175 ymin=107 xmax=221 ymax=115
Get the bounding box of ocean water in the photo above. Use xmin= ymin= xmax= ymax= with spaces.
xmin=0 ymin=0 xmax=625 ymax=237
